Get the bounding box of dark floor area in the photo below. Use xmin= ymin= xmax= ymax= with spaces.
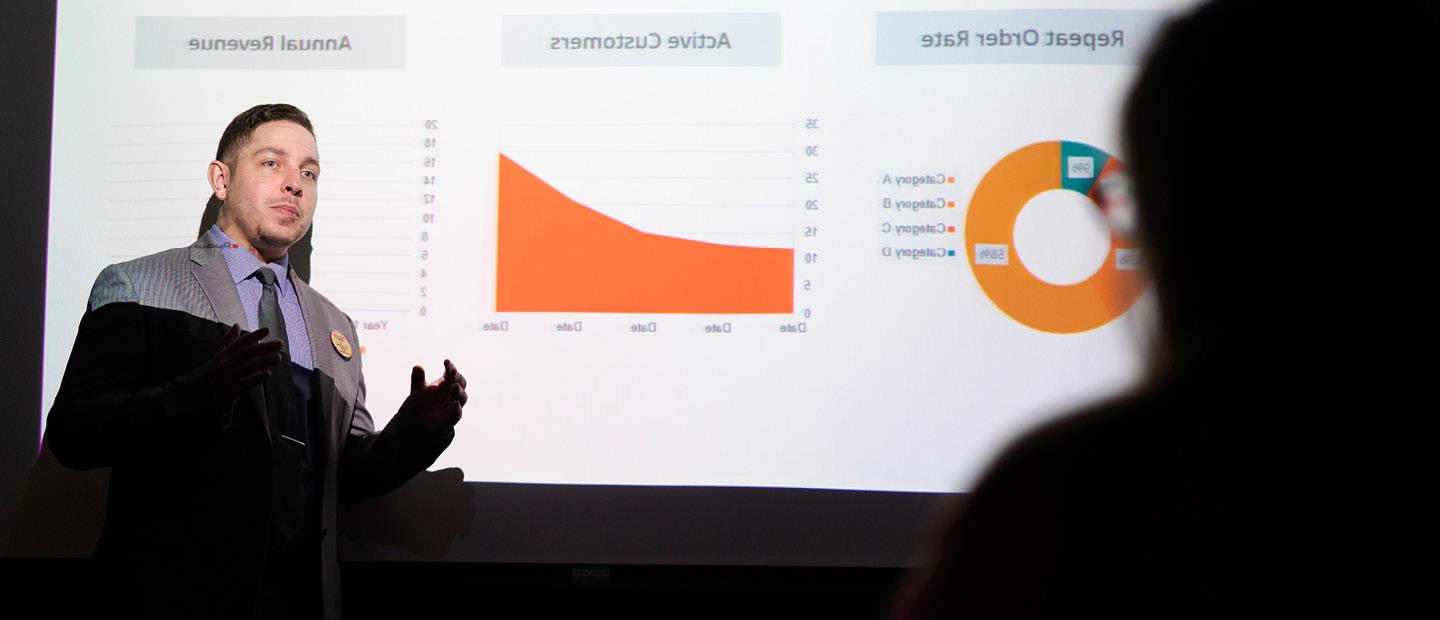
xmin=3 ymin=558 xmax=906 ymax=619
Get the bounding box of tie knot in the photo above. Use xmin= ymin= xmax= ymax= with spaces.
xmin=254 ymin=266 xmax=280 ymax=286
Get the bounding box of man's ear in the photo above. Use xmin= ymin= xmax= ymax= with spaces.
xmin=207 ymin=160 xmax=229 ymax=201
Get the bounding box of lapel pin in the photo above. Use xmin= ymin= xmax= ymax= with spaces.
xmin=330 ymin=329 xmax=353 ymax=360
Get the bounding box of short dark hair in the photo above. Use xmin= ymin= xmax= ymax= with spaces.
xmin=214 ymin=103 xmax=315 ymax=166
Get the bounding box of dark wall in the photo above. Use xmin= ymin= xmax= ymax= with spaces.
xmin=0 ymin=0 xmax=57 ymax=545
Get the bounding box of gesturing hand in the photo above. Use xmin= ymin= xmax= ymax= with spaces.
xmin=197 ymin=324 xmax=283 ymax=411
xmin=398 ymin=359 xmax=467 ymax=435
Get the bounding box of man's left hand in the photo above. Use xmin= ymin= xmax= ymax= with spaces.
xmin=398 ymin=359 xmax=467 ymax=435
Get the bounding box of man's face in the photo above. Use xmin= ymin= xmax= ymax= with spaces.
xmin=211 ymin=120 xmax=319 ymax=260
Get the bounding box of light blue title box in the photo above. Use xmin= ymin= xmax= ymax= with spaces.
xmin=503 ymin=13 xmax=780 ymax=67
xmin=877 ymin=10 xmax=1168 ymax=66
xmin=136 ymin=16 xmax=405 ymax=70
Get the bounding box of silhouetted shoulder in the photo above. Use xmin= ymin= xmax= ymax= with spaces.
xmin=897 ymin=370 xmax=1421 ymax=618
xmin=893 ymin=388 xmax=1194 ymax=617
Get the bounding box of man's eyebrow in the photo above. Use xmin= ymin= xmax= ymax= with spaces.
xmin=253 ymin=146 xmax=321 ymax=168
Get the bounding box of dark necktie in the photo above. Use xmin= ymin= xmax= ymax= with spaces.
xmin=255 ymin=266 xmax=303 ymax=542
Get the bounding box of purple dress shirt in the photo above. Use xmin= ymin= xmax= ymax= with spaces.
xmin=208 ymin=225 xmax=315 ymax=370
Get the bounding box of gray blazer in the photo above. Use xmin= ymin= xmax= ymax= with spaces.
xmin=48 ymin=235 xmax=452 ymax=620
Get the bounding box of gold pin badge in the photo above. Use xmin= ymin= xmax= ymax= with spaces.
xmin=330 ymin=330 xmax=353 ymax=360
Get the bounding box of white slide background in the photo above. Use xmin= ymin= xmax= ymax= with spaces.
xmin=45 ymin=0 xmax=1188 ymax=493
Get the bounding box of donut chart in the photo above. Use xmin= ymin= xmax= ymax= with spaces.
xmin=965 ymin=141 xmax=1144 ymax=333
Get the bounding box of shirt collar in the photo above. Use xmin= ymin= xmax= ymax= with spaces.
xmin=208 ymin=224 xmax=291 ymax=287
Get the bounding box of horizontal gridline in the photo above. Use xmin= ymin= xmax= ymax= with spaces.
xmin=104 ymin=215 xmax=193 ymax=220
xmin=322 ymin=290 xmax=411 ymax=296
xmin=319 ymin=142 xmax=415 ymax=147
xmin=110 ymin=122 xmax=222 ymax=127
xmin=589 ymin=203 xmax=790 ymax=207
xmin=546 ymin=176 xmax=792 ymax=181
xmin=106 ymin=178 xmax=194 ymax=183
xmin=501 ymin=123 xmax=793 ymax=152
xmin=664 ymin=231 xmax=793 ymax=236
xmin=109 ymin=142 xmax=214 ymax=147
xmin=110 ymin=122 xmax=413 ymax=129
xmin=106 ymin=198 xmax=203 ymax=202
xmin=504 ymin=149 xmax=791 ymax=154
xmin=311 ymin=270 xmax=411 ymax=276
xmin=501 ymin=122 xmax=792 ymax=127
xmin=319 ymin=179 xmax=413 ymax=183
xmin=106 ymin=160 xmax=197 ymax=165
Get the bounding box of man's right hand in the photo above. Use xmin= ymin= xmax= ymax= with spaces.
xmin=196 ymin=323 xmax=283 ymax=411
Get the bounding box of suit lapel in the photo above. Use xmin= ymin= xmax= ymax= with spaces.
xmin=189 ymin=237 xmax=246 ymax=328
xmin=292 ymin=273 xmax=344 ymax=464
xmin=312 ymin=370 xmax=338 ymax=468
xmin=188 ymin=237 xmax=268 ymax=437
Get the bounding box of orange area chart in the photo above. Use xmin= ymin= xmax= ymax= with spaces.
xmin=496 ymin=154 xmax=794 ymax=313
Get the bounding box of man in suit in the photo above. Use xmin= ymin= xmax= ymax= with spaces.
xmin=46 ymin=103 xmax=467 ymax=619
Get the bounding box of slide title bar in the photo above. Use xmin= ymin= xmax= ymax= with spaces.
xmin=135 ymin=15 xmax=405 ymax=69
xmin=877 ymin=10 xmax=1165 ymax=66
xmin=503 ymin=13 xmax=781 ymax=67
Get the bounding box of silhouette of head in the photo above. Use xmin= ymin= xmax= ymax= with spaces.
xmin=1122 ymin=1 xmax=1434 ymax=378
